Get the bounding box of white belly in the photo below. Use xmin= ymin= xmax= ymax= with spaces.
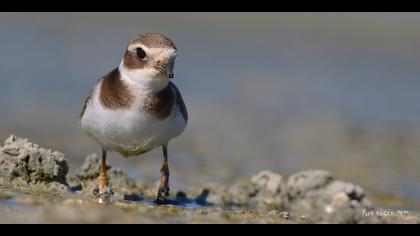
xmin=81 ymin=89 xmax=186 ymax=157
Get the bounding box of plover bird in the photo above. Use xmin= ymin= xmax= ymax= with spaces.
xmin=80 ymin=33 xmax=188 ymax=203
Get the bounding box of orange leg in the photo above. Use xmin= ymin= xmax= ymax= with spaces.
xmin=96 ymin=149 xmax=112 ymax=203
xmin=98 ymin=149 xmax=108 ymax=190
xmin=157 ymin=144 xmax=170 ymax=201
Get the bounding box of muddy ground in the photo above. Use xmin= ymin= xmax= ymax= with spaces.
xmin=0 ymin=135 xmax=418 ymax=224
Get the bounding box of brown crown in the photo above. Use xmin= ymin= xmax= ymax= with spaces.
xmin=130 ymin=33 xmax=177 ymax=50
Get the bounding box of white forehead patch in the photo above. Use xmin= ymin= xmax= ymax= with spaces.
xmin=150 ymin=48 xmax=178 ymax=58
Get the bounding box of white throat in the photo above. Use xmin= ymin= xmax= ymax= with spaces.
xmin=118 ymin=61 xmax=169 ymax=93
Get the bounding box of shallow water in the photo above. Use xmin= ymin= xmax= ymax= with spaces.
xmin=0 ymin=196 xmax=15 ymax=208
xmin=1 ymin=13 xmax=420 ymax=211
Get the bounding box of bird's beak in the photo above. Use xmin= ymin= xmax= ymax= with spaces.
xmin=163 ymin=61 xmax=174 ymax=79
xmin=167 ymin=59 xmax=175 ymax=79
xmin=155 ymin=60 xmax=174 ymax=79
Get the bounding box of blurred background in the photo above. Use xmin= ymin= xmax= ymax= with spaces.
xmin=0 ymin=13 xmax=419 ymax=211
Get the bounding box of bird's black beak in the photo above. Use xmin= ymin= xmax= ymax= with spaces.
xmin=155 ymin=59 xmax=175 ymax=79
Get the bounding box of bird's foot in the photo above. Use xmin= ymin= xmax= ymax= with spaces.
xmin=93 ymin=185 xmax=114 ymax=204
xmin=156 ymin=185 xmax=170 ymax=202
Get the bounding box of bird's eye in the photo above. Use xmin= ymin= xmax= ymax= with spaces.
xmin=136 ymin=47 xmax=146 ymax=60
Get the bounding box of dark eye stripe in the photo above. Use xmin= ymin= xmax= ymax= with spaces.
xmin=136 ymin=47 xmax=146 ymax=60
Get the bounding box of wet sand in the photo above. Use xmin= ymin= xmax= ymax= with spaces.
xmin=1 ymin=135 xmax=418 ymax=224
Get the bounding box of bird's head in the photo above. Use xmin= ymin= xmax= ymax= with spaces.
xmin=120 ymin=33 xmax=178 ymax=91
